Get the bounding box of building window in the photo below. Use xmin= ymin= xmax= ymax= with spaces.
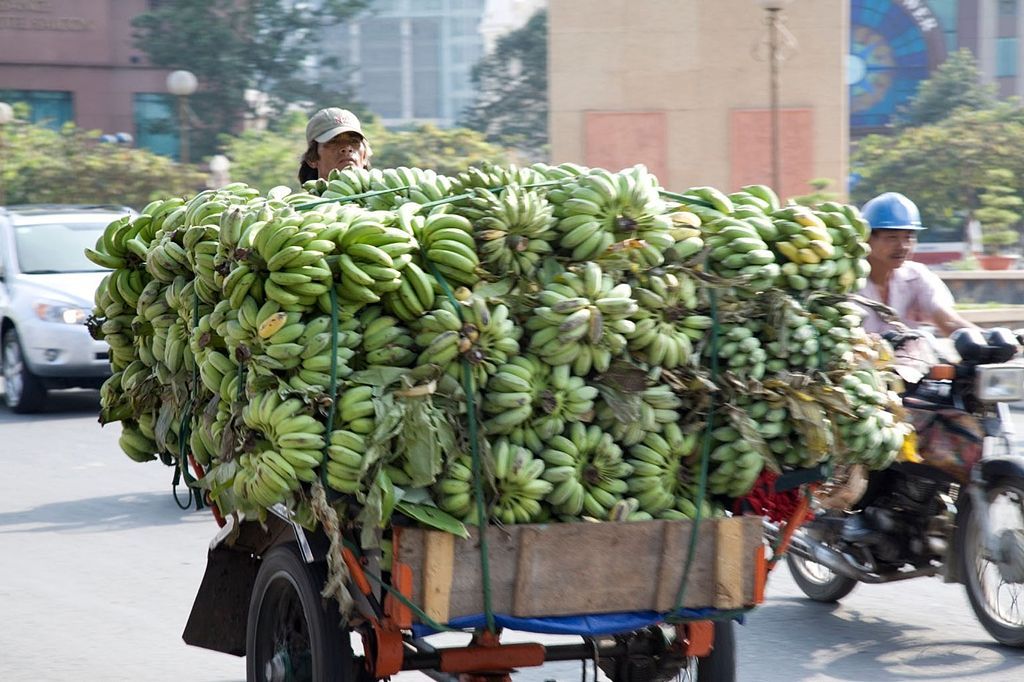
xmin=133 ymin=93 xmax=179 ymax=159
xmin=0 ymin=90 xmax=73 ymax=130
xmin=997 ymin=37 xmax=1018 ymax=77
xmin=1000 ymin=0 xmax=1018 ymax=16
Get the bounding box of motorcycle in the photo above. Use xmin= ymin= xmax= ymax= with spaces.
xmin=764 ymin=327 xmax=1024 ymax=647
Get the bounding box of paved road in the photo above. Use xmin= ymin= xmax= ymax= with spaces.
xmin=2 ymin=390 xmax=1024 ymax=681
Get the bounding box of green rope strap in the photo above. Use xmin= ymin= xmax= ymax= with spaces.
xmin=295 ymin=185 xmax=412 ymax=211
xmin=174 ymin=289 xmax=204 ymax=510
xmin=669 ymin=287 xmax=719 ymax=620
xmin=320 ymin=285 xmax=340 ymax=488
xmin=424 ymin=259 xmax=496 ymax=634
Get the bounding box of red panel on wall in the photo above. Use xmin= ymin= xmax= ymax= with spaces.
xmin=730 ymin=109 xmax=814 ymax=200
xmin=584 ymin=112 xmax=669 ymax=185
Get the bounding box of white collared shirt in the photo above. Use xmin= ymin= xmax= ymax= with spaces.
xmin=857 ymin=260 xmax=955 ymax=334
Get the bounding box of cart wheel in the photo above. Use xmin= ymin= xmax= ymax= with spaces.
xmin=696 ymin=620 xmax=735 ymax=682
xmin=246 ymin=543 xmax=362 ymax=682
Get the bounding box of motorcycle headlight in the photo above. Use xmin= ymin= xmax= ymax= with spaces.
xmin=975 ymin=364 xmax=1024 ymax=402
xmin=33 ymin=302 xmax=88 ymax=325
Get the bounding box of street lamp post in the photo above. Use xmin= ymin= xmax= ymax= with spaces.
xmin=0 ymin=102 xmax=14 ymax=206
xmin=754 ymin=0 xmax=794 ymax=193
xmin=166 ymin=70 xmax=198 ymax=164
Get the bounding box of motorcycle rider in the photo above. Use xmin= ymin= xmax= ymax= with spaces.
xmin=857 ymin=192 xmax=976 ymax=336
xmin=297 ymin=107 xmax=373 ymax=183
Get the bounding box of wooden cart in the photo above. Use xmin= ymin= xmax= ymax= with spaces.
xmin=181 ymin=506 xmax=789 ymax=682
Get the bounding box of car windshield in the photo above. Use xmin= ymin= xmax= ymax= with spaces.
xmin=14 ymin=221 xmax=111 ymax=274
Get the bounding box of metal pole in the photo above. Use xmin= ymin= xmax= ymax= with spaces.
xmin=768 ymin=7 xmax=782 ymax=193
xmin=178 ymin=95 xmax=190 ymax=165
xmin=0 ymin=130 xmax=5 ymax=206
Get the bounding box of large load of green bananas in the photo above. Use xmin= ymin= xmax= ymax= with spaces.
xmin=88 ymin=164 xmax=912 ymax=535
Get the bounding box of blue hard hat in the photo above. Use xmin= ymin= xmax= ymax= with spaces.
xmin=861 ymin=192 xmax=926 ymax=231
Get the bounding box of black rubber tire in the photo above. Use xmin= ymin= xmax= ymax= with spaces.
xmin=246 ymin=543 xmax=356 ymax=682
xmin=696 ymin=619 xmax=736 ymax=682
xmin=959 ymin=477 xmax=1024 ymax=648
xmin=2 ymin=328 xmax=47 ymax=414
xmin=786 ymin=552 xmax=859 ymax=603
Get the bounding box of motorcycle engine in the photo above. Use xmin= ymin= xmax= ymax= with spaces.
xmin=852 ymin=472 xmax=953 ymax=568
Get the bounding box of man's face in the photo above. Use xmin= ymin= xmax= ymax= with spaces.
xmin=313 ymin=131 xmax=366 ymax=177
xmin=868 ymin=229 xmax=917 ymax=269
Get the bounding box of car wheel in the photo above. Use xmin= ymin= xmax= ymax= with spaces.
xmin=2 ymin=328 xmax=47 ymax=413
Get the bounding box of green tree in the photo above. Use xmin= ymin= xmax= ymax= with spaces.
xmin=791 ymin=178 xmax=840 ymax=207
xmin=461 ymin=10 xmax=548 ymax=158
xmin=894 ymin=48 xmax=997 ymax=128
xmin=219 ymin=111 xmax=307 ymax=193
xmin=220 ymin=120 xmax=509 ymax=192
xmin=852 ymin=103 xmax=1024 ymax=238
xmin=369 ymin=124 xmax=509 ymax=176
xmin=132 ymin=0 xmax=369 ymax=159
xmin=974 ymin=169 xmax=1023 ymax=254
xmin=0 ymin=116 xmax=205 ymax=208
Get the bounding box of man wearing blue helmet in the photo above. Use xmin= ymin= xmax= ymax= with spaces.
xmin=858 ymin=192 xmax=975 ymax=336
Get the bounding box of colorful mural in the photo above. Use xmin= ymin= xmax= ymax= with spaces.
xmin=850 ymin=0 xmax=949 ymax=131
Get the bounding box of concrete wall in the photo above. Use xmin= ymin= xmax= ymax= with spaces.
xmin=548 ymin=0 xmax=848 ymax=199
xmin=0 ymin=0 xmax=168 ymax=136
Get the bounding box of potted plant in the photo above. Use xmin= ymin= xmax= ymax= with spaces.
xmin=974 ymin=169 xmax=1022 ymax=270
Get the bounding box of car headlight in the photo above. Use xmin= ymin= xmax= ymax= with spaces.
xmin=33 ymin=302 xmax=88 ymax=325
xmin=975 ymin=364 xmax=1024 ymax=402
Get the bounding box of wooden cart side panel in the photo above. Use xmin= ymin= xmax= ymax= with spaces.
xmin=399 ymin=517 xmax=762 ymax=622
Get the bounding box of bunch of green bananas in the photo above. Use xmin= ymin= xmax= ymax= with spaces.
xmin=416 ymin=210 xmax=481 ymax=286
xmin=767 ymin=205 xmax=872 ymax=294
xmin=324 ymin=428 xmax=368 ymax=494
xmin=704 ymin=323 xmax=768 ymax=381
xmin=93 ymin=168 xmax=913 ymax=521
xmin=454 ymin=185 xmax=556 ymax=278
xmin=382 ymin=260 xmax=437 ymax=322
xmin=627 ymin=273 xmax=702 ymax=368
xmin=627 ymin=422 xmax=713 ymax=519
xmin=526 ymin=262 xmax=638 ymax=376
xmin=413 ymin=296 xmax=520 ymax=387
xmin=335 ymin=384 xmax=377 ymax=436
xmin=239 ymin=391 xmax=326 ymax=494
xmin=701 ymin=215 xmax=780 ymax=290
xmin=119 ymin=419 xmax=160 ymax=463
xmin=763 ymin=302 xmax=822 ymax=373
xmin=809 ymin=300 xmax=873 ymax=371
xmin=705 ymin=422 xmax=766 ymax=498
xmin=369 ymin=167 xmax=456 ymax=210
xmin=541 ymin=423 xmax=633 ymax=518
xmin=329 ymin=208 xmax=417 ymax=304
xmin=450 ymin=161 xmax=546 ymax=194
xmin=482 ymin=356 xmax=598 ymax=451
xmin=595 ymin=382 xmax=682 ymax=447
xmin=662 ymin=210 xmax=705 ymax=263
xmin=359 ymin=308 xmax=416 ymax=367
xmin=836 ymin=370 xmax=909 ymax=469
xmin=437 ymin=440 xmax=553 ymax=524
xmin=317 ymin=166 xmax=374 ymax=199
xmin=548 ymin=165 xmax=673 ymax=264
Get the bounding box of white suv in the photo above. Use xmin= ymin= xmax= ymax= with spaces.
xmin=0 ymin=204 xmax=133 ymax=413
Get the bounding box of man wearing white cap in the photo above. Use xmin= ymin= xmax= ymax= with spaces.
xmin=298 ymin=107 xmax=373 ymax=183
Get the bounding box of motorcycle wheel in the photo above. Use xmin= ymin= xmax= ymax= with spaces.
xmin=960 ymin=476 xmax=1024 ymax=648
xmin=786 ymin=553 xmax=858 ymax=603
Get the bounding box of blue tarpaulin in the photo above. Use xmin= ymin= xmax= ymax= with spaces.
xmin=412 ymin=608 xmax=734 ymax=638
